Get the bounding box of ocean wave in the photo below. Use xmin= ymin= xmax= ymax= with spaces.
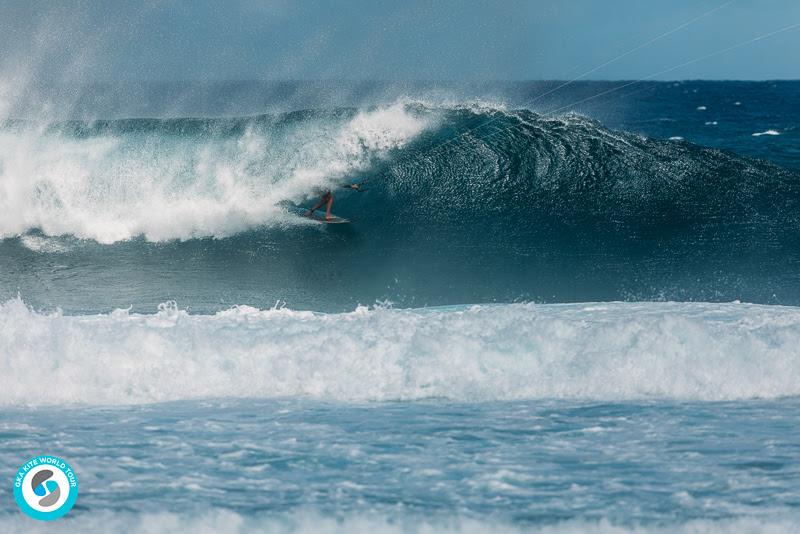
xmin=2 ymin=101 xmax=798 ymax=246
xmin=0 ymin=102 xmax=431 ymax=243
xmin=2 ymin=298 xmax=800 ymax=406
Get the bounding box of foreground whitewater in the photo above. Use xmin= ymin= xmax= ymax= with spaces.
xmin=2 ymin=298 xmax=800 ymax=406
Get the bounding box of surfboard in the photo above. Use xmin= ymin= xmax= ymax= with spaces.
xmin=306 ymin=211 xmax=350 ymax=224
xmin=285 ymin=205 xmax=349 ymax=224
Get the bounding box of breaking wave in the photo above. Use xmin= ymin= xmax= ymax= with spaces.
xmin=2 ymin=298 xmax=800 ymax=406
xmin=4 ymin=101 xmax=800 ymax=305
xmin=0 ymin=102 xmax=431 ymax=243
xmin=3 ymin=101 xmax=799 ymax=245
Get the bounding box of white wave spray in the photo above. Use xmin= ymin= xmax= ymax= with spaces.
xmin=0 ymin=102 xmax=430 ymax=243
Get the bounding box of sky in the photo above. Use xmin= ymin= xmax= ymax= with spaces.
xmin=0 ymin=0 xmax=798 ymax=82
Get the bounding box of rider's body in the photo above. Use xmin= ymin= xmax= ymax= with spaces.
xmin=307 ymin=183 xmax=360 ymax=220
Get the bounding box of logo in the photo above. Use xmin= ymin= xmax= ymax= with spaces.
xmin=13 ymin=455 xmax=78 ymax=521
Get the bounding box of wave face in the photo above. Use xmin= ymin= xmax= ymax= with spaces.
xmin=3 ymin=102 xmax=800 ymax=308
xmin=3 ymin=103 xmax=799 ymax=244
xmin=3 ymin=298 xmax=800 ymax=406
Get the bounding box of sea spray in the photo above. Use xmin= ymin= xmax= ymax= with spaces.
xmin=0 ymin=103 xmax=432 ymax=243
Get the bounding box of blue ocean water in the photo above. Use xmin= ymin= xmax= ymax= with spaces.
xmin=2 ymin=82 xmax=800 ymax=312
xmin=2 ymin=398 xmax=800 ymax=533
xmin=2 ymin=81 xmax=800 ymax=532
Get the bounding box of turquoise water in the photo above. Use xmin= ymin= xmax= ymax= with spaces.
xmin=2 ymin=398 xmax=799 ymax=532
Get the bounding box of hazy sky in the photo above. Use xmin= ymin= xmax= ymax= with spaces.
xmin=1 ymin=0 xmax=799 ymax=81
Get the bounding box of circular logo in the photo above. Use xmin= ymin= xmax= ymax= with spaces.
xmin=13 ymin=456 xmax=78 ymax=521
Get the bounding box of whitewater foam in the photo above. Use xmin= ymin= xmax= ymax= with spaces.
xmin=1 ymin=509 xmax=799 ymax=534
xmin=19 ymin=234 xmax=73 ymax=253
xmin=2 ymin=299 xmax=800 ymax=406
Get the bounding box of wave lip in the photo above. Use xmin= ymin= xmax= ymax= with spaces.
xmin=2 ymin=299 xmax=800 ymax=406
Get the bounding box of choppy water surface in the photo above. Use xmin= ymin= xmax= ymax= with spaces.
xmin=2 ymin=398 xmax=799 ymax=533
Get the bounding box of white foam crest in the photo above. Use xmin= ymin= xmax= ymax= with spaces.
xmin=752 ymin=129 xmax=780 ymax=137
xmin=18 ymin=235 xmax=73 ymax=253
xmin=2 ymin=299 xmax=800 ymax=406
xmin=0 ymin=102 xmax=431 ymax=243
